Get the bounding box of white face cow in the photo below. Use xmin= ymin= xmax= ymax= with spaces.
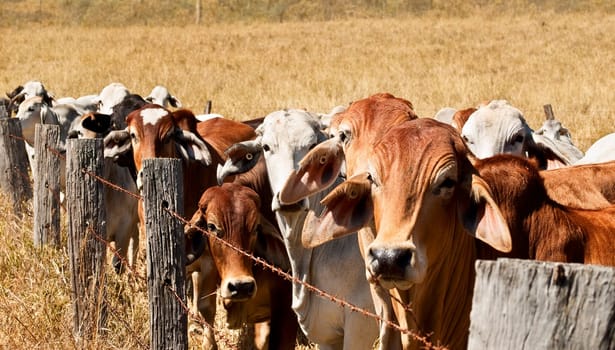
xmin=97 ymin=82 xmax=130 ymax=115
xmin=145 ymin=85 xmax=183 ymax=108
xmin=460 ymin=100 xmax=531 ymax=159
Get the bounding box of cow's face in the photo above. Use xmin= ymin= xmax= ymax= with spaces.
xmin=365 ymin=120 xmax=511 ymax=289
xmin=126 ymin=106 xmax=176 ymax=189
xmin=259 ymin=110 xmax=324 ymax=212
xmin=196 ymin=184 xmax=260 ymax=302
xmin=460 ymin=100 xmax=531 ymax=159
xmin=105 ymin=105 xmax=211 ymax=192
xmin=365 ymin=120 xmax=470 ymax=289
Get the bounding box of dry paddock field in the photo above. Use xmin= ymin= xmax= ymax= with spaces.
xmin=1 ymin=7 xmax=615 ymax=350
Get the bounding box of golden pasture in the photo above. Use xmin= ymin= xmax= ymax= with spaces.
xmin=0 ymin=6 xmax=614 ymax=350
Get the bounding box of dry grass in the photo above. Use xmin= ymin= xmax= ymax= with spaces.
xmin=1 ymin=7 xmax=614 ymax=350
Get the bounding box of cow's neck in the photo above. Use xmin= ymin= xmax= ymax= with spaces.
xmin=406 ymin=225 xmax=476 ymax=350
xmin=274 ymin=209 xmax=313 ymax=318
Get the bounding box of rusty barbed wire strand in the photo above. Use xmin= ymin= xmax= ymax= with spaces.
xmin=8 ymin=131 xmax=442 ymax=349
xmin=167 ymin=209 xmax=443 ymax=350
xmin=87 ymin=223 xmax=239 ymax=349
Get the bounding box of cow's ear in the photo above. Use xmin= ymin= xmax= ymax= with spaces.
xmin=82 ymin=113 xmax=112 ymax=134
xmin=103 ymin=129 xmax=132 ymax=160
xmin=302 ymin=173 xmax=373 ymax=248
xmin=528 ymin=133 xmax=570 ymax=169
xmin=461 ymin=174 xmax=512 ymax=252
xmin=279 ymin=138 xmax=344 ymax=204
xmin=254 ymin=215 xmax=290 ymax=271
xmin=169 ymin=95 xmax=182 ymax=108
xmin=217 ymin=139 xmax=262 ymax=184
xmin=184 ymin=212 xmax=209 ymax=266
xmin=175 ymin=129 xmax=212 ymax=166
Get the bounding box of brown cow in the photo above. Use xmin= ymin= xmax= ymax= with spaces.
xmin=475 ymin=154 xmax=615 ymax=265
xmin=541 ymin=160 xmax=615 ymax=210
xmin=104 ymin=104 xmax=259 ymax=349
xmin=184 ymin=183 xmax=297 ymax=350
xmin=298 ymin=118 xmax=512 ymax=349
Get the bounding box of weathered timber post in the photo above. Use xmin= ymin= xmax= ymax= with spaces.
xmin=543 ymin=103 xmax=555 ymax=120
xmin=33 ymin=124 xmax=62 ymax=247
xmin=66 ymin=138 xmax=108 ymax=345
xmin=204 ymin=100 xmax=212 ymax=114
xmin=0 ymin=117 xmax=33 ymax=217
xmin=142 ymin=158 xmax=188 ymax=350
xmin=469 ymin=258 xmax=615 ymax=349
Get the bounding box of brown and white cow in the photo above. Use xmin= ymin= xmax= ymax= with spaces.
xmin=184 ymin=183 xmax=297 ymax=350
xmin=474 ymin=154 xmax=615 ymax=265
xmin=296 ymin=118 xmax=512 ymax=349
xmin=68 ymin=112 xmax=140 ymax=273
xmin=279 ymin=93 xmax=418 ymax=350
xmin=104 ymin=104 xmax=258 ymax=349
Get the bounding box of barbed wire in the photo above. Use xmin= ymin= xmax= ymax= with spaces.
xmin=5 ymin=129 xmax=444 ymax=349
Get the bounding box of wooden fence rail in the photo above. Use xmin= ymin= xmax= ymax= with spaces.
xmin=469 ymin=258 xmax=615 ymax=349
xmin=142 ymin=158 xmax=188 ymax=350
xmin=66 ymin=138 xmax=108 ymax=346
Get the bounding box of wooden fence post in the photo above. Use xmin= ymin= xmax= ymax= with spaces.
xmin=0 ymin=118 xmax=33 ymax=217
xmin=142 ymin=158 xmax=188 ymax=350
xmin=66 ymin=138 xmax=108 ymax=345
xmin=33 ymin=123 xmax=62 ymax=247
xmin=543 ymin=103 xmax=555 ymax=120
xmin=469 ymin=258 xmax=615 ymax=349
xmin=204 ymin=100 xmax=212 ymax=114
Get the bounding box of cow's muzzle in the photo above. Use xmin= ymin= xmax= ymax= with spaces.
xmin=367 ymin=246 xmax=413 ymax=283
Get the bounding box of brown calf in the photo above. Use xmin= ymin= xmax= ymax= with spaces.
xmin=184 ymin=183 xmax=297 ymax=350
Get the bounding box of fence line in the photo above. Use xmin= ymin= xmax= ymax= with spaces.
xmin=1 ymin=127 xmax=455 ymax=349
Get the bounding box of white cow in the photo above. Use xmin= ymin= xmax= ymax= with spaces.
xmin=15 ymin=96 xmax=83 ymax=187
xmin=217 ymin=109 xmax=379 ymax=350
xmin=68 ymin=113 xmax=141 ymax=273
xmin=145 ymin=85 xmax=183 ymax=108
xmin=575 ymin=133 xmax=615 ymax=165
xmin=97 ymin=82 xmax=130 ymax=114
xmin=7 ymin=80 xmax=54 ymax=116
xmin=460 ymin=100 xmax=582 ymax=168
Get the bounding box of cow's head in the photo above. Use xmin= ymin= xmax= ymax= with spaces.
xmin=15 ymin=96 xmax=59 ymax=144
xmin=184 ymin=183 xmax=284 ymax=306
xmin=217 ymin=109 xmax=326 ymax=218
xmin=460 ymin=100 xmax=570 ymax=169
xmin=103 ymin=104 xmax=212 ymax=191
xmin=302 ymin=119 xmax=512 ymax=290
xmin=279 ymin=93 xmax=418 ymax=204
xmin=68 ymin=112 xmax=112 ymax=139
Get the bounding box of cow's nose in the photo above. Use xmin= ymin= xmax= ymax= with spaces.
xmin=368 ymin=247 xmax=412 ymax=280
xmin=227 ymin=280 xmax=256 ymax=300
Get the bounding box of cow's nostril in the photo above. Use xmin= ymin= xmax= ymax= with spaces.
xmin=369 ymin=247 xmax=412 ymax=280
xmin=228 ymin=280 xmax=256 ymax=299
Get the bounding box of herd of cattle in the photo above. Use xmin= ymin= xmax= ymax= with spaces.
xmin=3 ymin=81 xmax=615 ymax=350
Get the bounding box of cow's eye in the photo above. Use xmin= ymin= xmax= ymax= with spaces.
xmin=207 ymin=223 xmax=216 ymax=232
xmin=262 ymin=144 xmax=270 ymax=152
xmin=339 ymin=129 xmax=351 ymax=144
xmin=308 ymin=143 xmax=317 ymax=150
xmin=512 ymin=134 xmax=524 ymax=144
xmin=462 ymin=135 xmax=473 ymax=145
xmin=439 ymin=178 xmax=456 ymax=189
